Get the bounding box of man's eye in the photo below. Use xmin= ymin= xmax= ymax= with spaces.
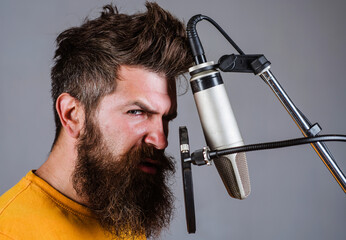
xmin=127 ymin=110 xmax=144 ymax=115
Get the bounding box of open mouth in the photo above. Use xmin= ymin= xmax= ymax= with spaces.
xmin=138 ymin=158 xmax=159 ymax=174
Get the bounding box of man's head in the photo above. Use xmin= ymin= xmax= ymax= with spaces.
xmin=50 ymin=2 xmax=193 ymax=239
xmin=51 ymin=2 xmax=192 ymax=144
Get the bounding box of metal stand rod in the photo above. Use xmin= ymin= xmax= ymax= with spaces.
xmin=259 ymin=69 xmax=346 ymax=193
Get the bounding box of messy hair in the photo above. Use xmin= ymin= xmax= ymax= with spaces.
xmin=51 ymin=2 xmax=193 ymax=145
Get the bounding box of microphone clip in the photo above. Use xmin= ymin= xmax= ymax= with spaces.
xmin=218 ymin=54 xmax=271 ymax=75
xmin=190 ymin=146 xmax=212 ymax=166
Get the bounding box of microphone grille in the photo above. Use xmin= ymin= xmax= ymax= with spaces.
xmin=214 ymin=153 xmax=251 ymax=199
xmin=236 ymin=152 xmax=251 ymax=197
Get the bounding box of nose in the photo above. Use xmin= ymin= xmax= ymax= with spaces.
xmin=144 ymin=118 xmax=168 ymax=150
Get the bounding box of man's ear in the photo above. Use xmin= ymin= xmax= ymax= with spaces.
xmin=56 ymin=93 xmax=84 ymax=139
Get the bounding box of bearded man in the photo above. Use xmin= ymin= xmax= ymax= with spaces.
xmin=0 ymin=2 xmax=193 ymax=239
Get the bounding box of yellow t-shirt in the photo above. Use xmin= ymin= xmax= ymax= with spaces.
xmin=0 ymin=171 xmax=145 ymax=240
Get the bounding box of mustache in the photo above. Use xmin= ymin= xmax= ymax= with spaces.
xmin=125 ymin=144 xmax=175 ymax=173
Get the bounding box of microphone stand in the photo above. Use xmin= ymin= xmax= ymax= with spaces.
xmin=236 ymin=54 xmax=346 ymax=192
xmin=198 ymin=53 xmax=346 ymax=193
xmin=181 ymin=14 xmax=346 ymax=234
xmin=258 ymin=67 xmax=346 ymax=191
xmin=185 ymin=13 xmax=346 ymax=194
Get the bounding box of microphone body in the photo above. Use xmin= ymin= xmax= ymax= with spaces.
xmin=189 ymin=62 xmax=251 ymax=199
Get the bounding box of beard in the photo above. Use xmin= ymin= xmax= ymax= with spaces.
xmin=72 ymin=116 xmax=175 ymax=239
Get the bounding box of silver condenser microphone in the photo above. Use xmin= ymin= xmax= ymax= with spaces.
xmin=189 ymin=61 xmax=250 ymax=199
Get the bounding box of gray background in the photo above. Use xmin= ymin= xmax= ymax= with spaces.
xmin=1 ymin=0 xmax=345 ymax=239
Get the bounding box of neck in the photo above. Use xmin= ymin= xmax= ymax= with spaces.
xmin=35 ymin=131 xmax=87 ymax=205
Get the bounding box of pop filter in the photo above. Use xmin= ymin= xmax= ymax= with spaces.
xmin=179 ymin=126 xmax=196 ymax=233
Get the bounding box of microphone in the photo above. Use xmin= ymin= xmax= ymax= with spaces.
xmin=189 ymin=61 xmax=251 ymax=199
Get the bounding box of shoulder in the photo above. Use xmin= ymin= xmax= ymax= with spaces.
xmin=0 ymin=173 xmax=32 ymax=219
xmin=0 ymin=171 xmax=109 ymax=239
xmin=0 ymin=173 xmax=34 ymax=238
xmin=0 ymin=171 xmax=70 ymax=238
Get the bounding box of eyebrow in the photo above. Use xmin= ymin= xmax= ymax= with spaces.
xmin=130 ymin=101 xmax=177 ymax=120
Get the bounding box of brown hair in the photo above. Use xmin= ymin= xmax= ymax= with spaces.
xmin=51 ymin=2 xmax=193 ymax=145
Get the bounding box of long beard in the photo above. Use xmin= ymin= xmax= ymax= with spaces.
xmin=72 ymin=118 xmax=175 ymax=239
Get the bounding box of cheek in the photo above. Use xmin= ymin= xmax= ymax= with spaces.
xmin=101 ymin=120 xmax=148 ymax=153
xmin=124 ymin=119 xmax=148 ymax=136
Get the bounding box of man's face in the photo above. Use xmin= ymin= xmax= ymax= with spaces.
xmin=72 ymin=65 xmax=177 ymax=238
xmin=95 ymin=65 xmax=177 ymax=171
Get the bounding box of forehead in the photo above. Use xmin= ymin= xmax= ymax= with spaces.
xmin=100 ymin=65 xmax=177 ymax=112
xmin=116 ymin=65 xmax=172 ymax=95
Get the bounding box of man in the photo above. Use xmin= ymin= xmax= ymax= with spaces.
xmin=0 ymin=2 xmax=193 ymax=239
